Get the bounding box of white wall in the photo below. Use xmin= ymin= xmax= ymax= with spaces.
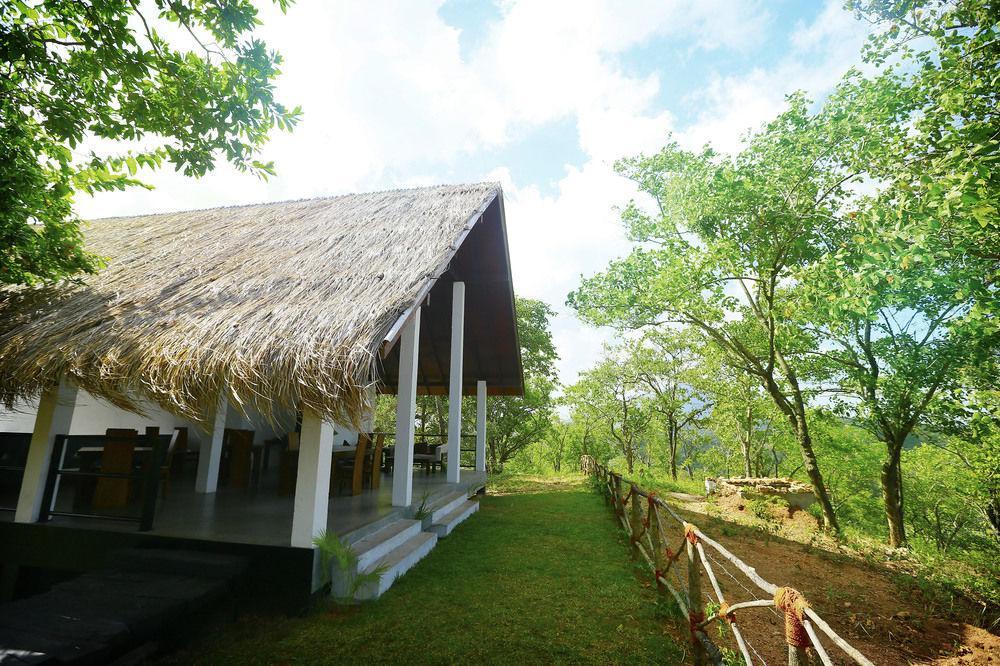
xmin=1 ymin=392 xmax=352 ymax=450
xmin=0 ymin=400 xmax=37 ymax=433
xmin=0 ymin=392 xmax=207 ymax=448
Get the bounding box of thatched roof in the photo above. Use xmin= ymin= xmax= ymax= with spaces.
xmin=0 ymin=182 xmax=511 ymax=426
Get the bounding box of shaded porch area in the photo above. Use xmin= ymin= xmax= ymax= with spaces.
xmin=2 ymin=462 xmax=485 ymax=547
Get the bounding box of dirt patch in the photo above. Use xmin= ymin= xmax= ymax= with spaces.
xmin=634 ymin=494 xmax=1000 ymax=665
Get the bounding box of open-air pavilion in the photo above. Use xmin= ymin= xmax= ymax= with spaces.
xmin=0 ymin=182 xmax=522 ymax=605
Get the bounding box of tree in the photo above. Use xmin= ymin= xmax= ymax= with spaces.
xmin=565 ymin=347 xmax=652 ymax=474
xmin=1 ymin=0 xmax=301 ymax=285
xmin=484 ymin=298 xmax=559 ymax=472
xmin=699 ymin=350 xmax=790 ymax=479
xmin=847 ymin=0 xmax=999 ymax=298
xmin=540 ymin=417 xmax=570 ymax=473
xmin=567 ymin=89 xmax=905 ymax=531
xmin=792 ymin=0 xmax=1000 ymax=547
xmin=627 ymin=329 xmax=709 ymax=480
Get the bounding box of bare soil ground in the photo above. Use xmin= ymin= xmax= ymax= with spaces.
xmin=644 ymin=491 xmax=1000 ymax=665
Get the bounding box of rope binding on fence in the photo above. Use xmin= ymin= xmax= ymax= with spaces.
xmin=718 ymin=601 xmax=735 ymax=625
xmin=774 ymin=586 xmax=812 ymax=649
xmin=643 ymin=492 xmax=657 ymax=528
xmin=688 ymin=609 xmax=706 ymax=642
xmin=683 ymin=521 xmax=699 ymax=545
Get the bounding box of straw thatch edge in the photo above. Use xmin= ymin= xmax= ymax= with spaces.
xmin=0 ymin=183 xmax=502 ymax=430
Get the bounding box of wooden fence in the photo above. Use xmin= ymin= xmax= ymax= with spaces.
xmin=582 ymin=456 xmax=874 ymax=666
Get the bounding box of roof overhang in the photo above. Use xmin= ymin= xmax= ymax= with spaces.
xmin=376 ymin=193 xmax=523 ymax=396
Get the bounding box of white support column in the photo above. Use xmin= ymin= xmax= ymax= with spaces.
xmin=291 ymin=410 xmax=335 ymax=548
xmin=446 ymin=281 xmax=465 ymax=484
xmin=195 ymin=390 xmax=229 ymax=493
xmin=392 ymin=307 xmax=421 ymax=507
xmin=15 ymin=380 xmax=77 ymax=523
xmin=476 ymin=380 xmax=487 ymax=473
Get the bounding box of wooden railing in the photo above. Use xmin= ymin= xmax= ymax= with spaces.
xmin=582 ymin=456 xmax=874 ymax=666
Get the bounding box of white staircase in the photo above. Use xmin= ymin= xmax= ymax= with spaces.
xmin=336 ymin=518 xmax=438 ymax=601
xmin=428 ymin=491 xmax=479 ymax=537
xmin=331 ymin=489 xmax=481 ymax=601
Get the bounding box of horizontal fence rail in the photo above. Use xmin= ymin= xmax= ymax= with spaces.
xmin=581 ymin=455 xmax=874 ymax=666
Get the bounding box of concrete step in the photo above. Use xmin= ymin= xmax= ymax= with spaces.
xmin=429 ymin=499 xmax=479 ymax=538
xmin=429 ymin=491 xmax=470 ymax=523
xmin=341 ymin=508 xmax=408 ymax=546
xmin=354 ymin=532 xmax=437 ymax=601
xmin=352 ymin=519 xmax=422 ymax=572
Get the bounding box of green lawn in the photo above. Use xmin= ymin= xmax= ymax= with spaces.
xmin=166 ymin=475 xmax=682 ymax=665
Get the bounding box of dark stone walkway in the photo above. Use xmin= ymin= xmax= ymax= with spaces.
xmin=0 ymin=549 xmax=246 ymax=664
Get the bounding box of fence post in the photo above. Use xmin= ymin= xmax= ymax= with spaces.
xmin=788 ymin=646 xmax=808 ymax=666
xmin=686 ymin=523 xmax=707 ymax=666
xmin=775 ymin=587 xmax=813 ymax=666
xmin=628 ymin=483 xmax=643 ymax=556
xmin=648 ymin=499 xmax=666 ymax=592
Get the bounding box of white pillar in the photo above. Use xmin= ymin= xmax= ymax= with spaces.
xmin=392 ymin=307 xmax=421 ymax=507
xmin=15 ymin=380 xmax=77 ymax=523
xmin=291 ymin=410 xmax=334 ymax=547
xmin=195 ymin=390 xmax=229 ymax=493
xmin=476 ymin=380 xmax=487 ymax=473
xmin=446 ymin=282 xmax=465 ymax=484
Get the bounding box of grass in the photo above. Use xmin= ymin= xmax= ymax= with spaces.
xmin=162 ymin=474 xmax=683 ymax=665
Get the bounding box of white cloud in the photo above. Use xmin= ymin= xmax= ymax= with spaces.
xmin=677 ymin=0 xmax=873 ymax=154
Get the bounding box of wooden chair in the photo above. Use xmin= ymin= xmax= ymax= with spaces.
xmin=333 ymin=433 xmax=369 ymax=496
xmin=226 ymin=428 xmax=255 ymax=490
xmin=92 ymin=428 xmax=137 ymax=510
xmin=370 ymin=433 xmax=385 ymax=490
xmin=278 ymin=431 xmax=300 ymax=497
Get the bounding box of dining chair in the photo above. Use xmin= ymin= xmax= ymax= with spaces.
xmin=333 ymin=433 xmax=369 ymax=496
xmin=226 ymin=428 xmax=255 ymax=490
xmin=369 ymin=433 xmax=385 ymax=490
xmin=92 ymin=428 xmax=137 ymax=509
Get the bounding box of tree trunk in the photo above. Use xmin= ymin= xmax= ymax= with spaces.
xmin=742 ymin=405 xmax=753 ymax=477
xmin=741 ymin=436 xmax=752 ymax=478
xmin=881 ymin=436 xmax=907 ymax=548
xmin=790 ymin=413 xmax=839 ymax=532
xmin=668 ymin=417 xmax=678 ymax=480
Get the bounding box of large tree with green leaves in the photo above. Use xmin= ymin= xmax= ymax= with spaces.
xmin=568 ymin=88 xmax=905 ymax=531
xmin=788 ymin=0 xmax=1000 ymax=547
xmin=1 ymin=0 xmax=300 ymax=285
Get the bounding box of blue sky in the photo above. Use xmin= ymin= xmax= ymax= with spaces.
xmin=79 ymin=0 xmax=875 ymax=386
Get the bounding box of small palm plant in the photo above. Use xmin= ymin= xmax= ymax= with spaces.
xmin=313 ymin=530 xmax=387 ymax=602
xmin=413 ymin=490 xmax=433 ymax=521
